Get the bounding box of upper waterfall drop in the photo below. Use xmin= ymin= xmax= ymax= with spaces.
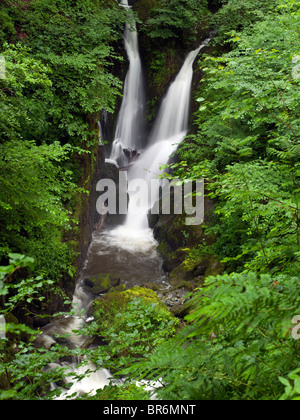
xmin=149 ymin=39 xmax=211 ymax=146
xmin=110 ymin=0 xmax=146 ymax=167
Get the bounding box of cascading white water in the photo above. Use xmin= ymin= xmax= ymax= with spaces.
xmin=53 ymin=361 xmax=112 ymax=400
xmin=149 ymin=40 xmax=210 ymax=145
xmin=110 ymin=0 xmax=146 ymax=167
xmin=124 ymin=132 xmax=187 ymax=230
xmin=124 ymin=40 xmax=211 ymax=230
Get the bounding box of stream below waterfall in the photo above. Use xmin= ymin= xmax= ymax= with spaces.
xmin=82 ymin=227 xmax=165 ymax=288
xmin=38 ymin=0 xmax=211 ymax=399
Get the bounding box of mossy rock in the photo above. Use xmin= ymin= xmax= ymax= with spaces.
xmin=93 ymin=286 xmax=174 ymax=334
xmin=193 ymin=255 xmax=224 ymax=279
xmin=107 ymin=284 xmax=126 ymax=294
xmin=157 ymin=239 xmax=190 ymax=272
xmin=84 ymin=273 xmax=121 ymax=295
xmin=142 ymin=282 xmax=161 ymax=292
xmin=169 ymin=266 xmax=184 ymax=285
xmin=151 ymin=196 xmax=217 ymax=273
xmin=153 ymin=214 xmax=187 ymax=251
xmin=204 ymin=259 xmax=224 ymax=278
xmin=169 ymin=255 xmax=224 ymax=288
xmin=169 ymin=260 xmax=196 ymax=287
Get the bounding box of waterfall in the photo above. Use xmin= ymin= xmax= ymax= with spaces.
xmin=44 ymin=5 xmax=210 ymax=397
xmin=149 ymin=40 xmax=210 ymax=145
xmin=110 ymin=0 xmax=146 ymax=167
xmin=124 ymin=39 xmax=211 ymax=230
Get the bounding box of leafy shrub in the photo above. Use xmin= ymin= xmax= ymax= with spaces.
xmin=121 ymin=272 xmax=300 ymax=400
xmin=146 ymin=0 xmax=210 ymax=44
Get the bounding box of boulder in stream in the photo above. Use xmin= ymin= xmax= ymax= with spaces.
xmin=92 ymin=286 xmax=176 ymax=335
xmin=83 ymin=273 xmax=121 ymax=296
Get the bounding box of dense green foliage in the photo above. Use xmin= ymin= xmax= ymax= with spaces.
xmin=175 ymin=0 xmax=300 ymax=276
xmin=122 ymin=0 xmax=300 ymax=401
xmin=212 ymin=0 xmax=276 ymax=45
xmin=86 ymin=296 xmax=178 ymax=371
xmin=123 ymin=272 xmax=300 ymax=400
xmin=0 ymin=256 xmax=177 ymax=400
xmin=136 ymin=0 xmax=212 ymax=104
xmin=146 ymin=0 xmax=210 ymax=43
xmin=131 ymin=0 xmax=299 ymax=401
xmin=0 ymin=0 xmax=127 ymax=398
xmin=0 ymin=0 xmax=126 ymax=280
xmin=22 ymin=0 xmax=124 ymax=145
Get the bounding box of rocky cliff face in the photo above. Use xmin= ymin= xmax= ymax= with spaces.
xmin=148 ymin=194 xmax=223 ymax=316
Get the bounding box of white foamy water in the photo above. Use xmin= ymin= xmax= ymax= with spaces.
xmin=125 ymin=132 xmax=187 ymax=229
xmin=53 ymin=361 xmax=112 ymax=400
xmin=81 ymin=228 xmax=164 ymax=289
xmin=124 ymin=40 xmax=210 ymax=230
xmin=110 ymin=0 xmax=146 ymax=167
xmin=149 ymin=41 xmax=210 ymax=145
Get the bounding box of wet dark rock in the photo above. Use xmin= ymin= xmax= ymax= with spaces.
xmin=83 ymin=273 xmax=121 ymax=296
xmin=123 ymin=148 xmax=141 ymax=163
